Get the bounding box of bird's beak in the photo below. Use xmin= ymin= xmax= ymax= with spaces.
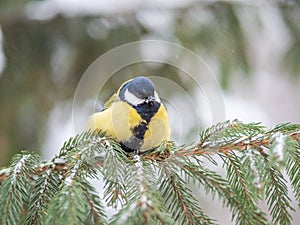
xmin=145 ymin=96 xmax=155 ymax=104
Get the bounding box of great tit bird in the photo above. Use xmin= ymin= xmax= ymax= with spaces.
xmin=87 ymin=76 xmax=170 ymax=152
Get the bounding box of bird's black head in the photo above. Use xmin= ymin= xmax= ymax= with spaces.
xmin=119 ymin=76 xmax=160 ymax=107
xmin=119 ymin=76 xmax=161 ymax=122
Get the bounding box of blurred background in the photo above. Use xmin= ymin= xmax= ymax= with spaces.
xmin=0 ymin=0 xmax=299 ymax=223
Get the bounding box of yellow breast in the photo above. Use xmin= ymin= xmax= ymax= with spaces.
xmin=87 ymin=101 xmax=170 ymax=151
xmin=141 ymin=104 xmax=170 ymax=151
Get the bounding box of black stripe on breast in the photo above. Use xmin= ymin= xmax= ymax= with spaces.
xmin=132 ymin=101 xmax=160 ymax=140
xmin=120 ymin=121 xmax=149 ymax=152
xmin=134 ymin=101 xmax=160 ymax=122
xmin=120 ymin=102 xmax=161 ymax=152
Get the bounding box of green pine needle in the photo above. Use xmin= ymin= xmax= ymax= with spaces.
xmin=0 ymin=121 xmax=299 ymax=225
xmin=158 ymin=161 xmax=214 ymax=225
xmin=0 ymin=152 xmax=39 ymax=225
xmin=110 ymin=156 xmax=172 ymax=225
xmin=25 ymin=168 xmax=61 ymax=225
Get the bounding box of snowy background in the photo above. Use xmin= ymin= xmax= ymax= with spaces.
xmin=0 ymin=0 xmax=299 ymax=224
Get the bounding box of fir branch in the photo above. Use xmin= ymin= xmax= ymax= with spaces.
xmin=0 ymin=121 xmax=299 ymax=225
xmin=0 ymin=152 xmax=39 ymax=225
xmin=169 ymin=156 xmax=268 ymax=225
xmin=257 ymin=147 xmax=294 ymax=225
xmin=25 ymin=167 xmax=61 ymax=225
xmin=102 ymin=142 xmax=128 ymax=208
xmin=199 ymin=120 xmax=237 ymax=147
xmin=62 ymin=130 xmax=113 ymax=185
xmin=171 ymin=122 xmax=300 ymax=158
xmin=81 ymin=179 xmax=106 ymax=225
xmin=244 ymin=148 xmax=264 ymax=191
xmin=110 ymin=155 xmax=172 ymax=225
xmin=285 ymin=140 xmax=300 ymax=208
xmin=158 ymin=161 xmax=214 ymax=225
xmin=59 ymin=130 xmax=109 ymax=161
xmin=198 ymin=120 xmax=265 ymax=149
xmin=220 ymin=152 xmax=268 ymax=225
xmin=223 ymin=152 xmax=255 ymax=202
xmin=46 ymin=131 xmax=109 ymax=225
xmin=267 ymin=123 xmax=300 ymax=134
xmin=0 ymin=131 xmax=108 ymax=186
xmin=45 ymin=175 xmax=106 ymax=225
xmin=46 ymin=179 xmax=92 ymax=225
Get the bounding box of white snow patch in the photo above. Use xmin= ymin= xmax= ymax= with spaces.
xmin=272 ymin=132 xmax=286 ymax=161
xmin=246 ymin=148 xmax=261 ymax=189
xmin=64 ymin=163 xmax=80 ymax=186
xmin=11 ymin=155 xmax=30 ymax=184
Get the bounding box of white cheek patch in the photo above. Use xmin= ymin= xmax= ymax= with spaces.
xmin=124 ymin=89 xmax=144 ymax=106
xmin=154 ymin=91 xmax=161 ymax=103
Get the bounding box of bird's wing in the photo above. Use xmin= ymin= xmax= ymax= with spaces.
xmin=104 ymin=93 xmax=118 ymax=108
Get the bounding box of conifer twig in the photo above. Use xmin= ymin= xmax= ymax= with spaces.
xmin=0 ymin=121 xmax=299 ymax=225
